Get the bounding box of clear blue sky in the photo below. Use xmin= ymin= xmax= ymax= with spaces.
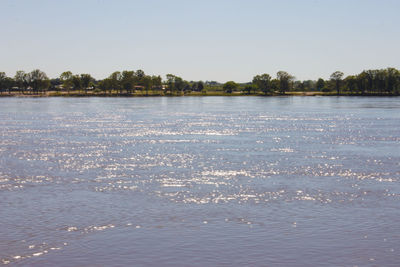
xmin=1 ymin=0 xmax=399 ymax=82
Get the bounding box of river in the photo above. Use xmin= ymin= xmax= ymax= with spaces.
xmin=0 ymin=96 xmax=399 ymax=266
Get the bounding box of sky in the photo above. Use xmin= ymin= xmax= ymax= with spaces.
xmin=1 ymin=0 xmax=399 ymax=82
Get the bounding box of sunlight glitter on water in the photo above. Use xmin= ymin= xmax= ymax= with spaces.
xmin=1 ymin=97 xmax=400 ymax=266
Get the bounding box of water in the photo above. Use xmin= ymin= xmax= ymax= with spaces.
xmin=0 ymin=96 xmax=399 ymax=266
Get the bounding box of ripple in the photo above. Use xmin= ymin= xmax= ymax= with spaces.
xmin=0 ymin=242 xmax=67 ymax=265
xmin=1 ymin=97 xmax=400 ymax=266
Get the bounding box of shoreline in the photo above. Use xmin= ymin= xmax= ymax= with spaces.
xmin=1 ymin=90 xmax=400 ymax=98
xmin=0 ymin=91 xmax=400 ymax=97
xmin=1 ymin=91 xmax=399 ymax=97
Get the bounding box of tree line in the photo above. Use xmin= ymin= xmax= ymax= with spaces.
xmin=1 ymin=68 xmax=400 ymax=95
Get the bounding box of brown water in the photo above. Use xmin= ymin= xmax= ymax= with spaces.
xmin=0 ymin=96 xmax=399 ymax=266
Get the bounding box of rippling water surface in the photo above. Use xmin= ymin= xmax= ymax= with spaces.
xmin=1 ymin=96 xmax=399 ymax=266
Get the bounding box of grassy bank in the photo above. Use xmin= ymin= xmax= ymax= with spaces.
xmin=0 ymin=90 xmax=399 ymax=97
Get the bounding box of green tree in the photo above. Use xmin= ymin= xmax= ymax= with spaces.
xmin=316 ymin=78 xmax=325 ymax=91
xmin=385 ymin=67 xmax=400 ymax=93
xmin=49 ymin=78 xmax=61 ymax=91
xmin=166 ymin=74 xmax=184 ymax=94
xmin=293 ymin=81 xmax=304 ymax=91
xmin=98 ymin=78 xmax=113 ymax=94
xmin=166 ymin=74 xmax=175 ymax=94
xmin=174 ymin=77 xmax=184 ymax=93
xmin=80 ymin=74 xmax=94 ymax=93
xmin=151 ymin=75 xmax=163 ymax=94
xmin=270 ymin=79 xmax=280 ymax=93
xmin=223 ymin=81 xmax=238 ymax=93
xmin=197 ymin=81 xmax=204 ymax=92
xmin=71 ymin=75 xmax=82 ymax=92
xmin=277 ymin=71 xmax=294 ymax=94
xmin=244 ymin=84 xmax=255 ymax=94
xmin=121 ymin=71 xmax=135 ymax=94
xmin=330 ymin=71 xmax=344 ymax=95
xmin=252 ymin=73 xmax=271 ymax=94
xmin=183 ymin=81 xmax=191 ymax=93
xmin=0 ymin=72 xmax=8 ymax=93
xmin=143 ymin=75 xmax=152 ymax=95
xmin=28 ymin=69 xmax=50 ymax=94
xmin=374 ymin=69 xmax=386 ymax=93
xmin=0 ymin=74 xmax=14 ymax=93
xmin=136 ymin=69 xmax=145 ymax=78
xmin=356 ymin=71 xmax=369 ymax=94
xmin=109 ymin=71 xmax=122 ymax=93
xmin=15 ymin=71 xmax=28 ymax=93
xmin=344 ymin=75 xmax=358 ymax=92
xmin=134 ymin=70 xmax=146 ymax=89
xmin=301 ymin=80 xmax=315 ymax=91
xmin=60 ymin=71 xmax=73 ymax=94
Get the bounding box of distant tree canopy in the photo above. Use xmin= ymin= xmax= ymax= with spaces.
xmin=223 ymin=81 xmax=238 ymax=93
xmin=330 ymin=71 xmax=344 ymax=95
xmin=277 ymin=71 xmax=295 ymax=94
xmin=14 ymin=69 xmax=50 ymax=93
xmin=316 ymin=78 xmax=325 ymax=91
xmin=1 ymin=67 xmax=400 ymax=95
xmin=166 ymin=74 xmax=185 ymax=94
xmin=0 ymin=72 xmax=15 ymax=92
xmin=253 ymin=74 xmax=272 ymax=94
xmin=60 ymin=71 xmax=73 ymax=93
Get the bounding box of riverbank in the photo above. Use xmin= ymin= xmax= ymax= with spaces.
xmin=0 ymin=90 xmax=398 ymax=97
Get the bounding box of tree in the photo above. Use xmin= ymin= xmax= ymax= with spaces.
xmin=197 ymin=81 xmax=204 ymax=92
xmin=293 ymin=81 xmax=304 ymax=91
xmin=136 ymin=69 xmax=145 ymax=78
xmin=344 ymin=75 xmax=357 ymax=92
xmin=277 ymin=71 xmax=295 ymax=94
xmin=223 ymin=81 xmax=238 ymax=93
xmin=302 ymin=80 xmax=315 ymax=91
xmin=80 ymin=74 xmax=94 ymax=93
xmin=316 ymin=78 xmax=325 ymax=91
xmin=134 ymin=70 xmax=146 ymax=89
xmin=244 ymin=84 xmax=255 ymax=94
xmin=28 ymin=69 xmax=50 ymax=94
xmin=6 ymin=76 xmax=15 ymax=92
xmin=71 ymin=75 xmax=82 ymax=92
xmin=15 ymin=71 xmax=28 ymax=93
xmin=166 ymin=74 xmax=184 ymax=94
xmin=109 ymin=71 xmax=122 ymax=93
xmin=49 ymin=78 xmax=61 ymax=91
xmin=252 ymin=73 xmax=271 ymax=94
xmin=385 ymin=67 xmax=400 ymax=94
xmin=0 ymin=72 xmax=9 ymax=93
xmin=1 ymin=76 xmax=13 ymax=93
xmin=330 ymin=71 xmax=344 ymax=95
xmin=374 ymin=69 xmax=386 ymax=93
xmin=98 ymin=78 xmax=113 ymax=94
xmin=191 ymin=81 xmax=205 ymax=93
xmin=270 ymin=79 xmax=280 ymax=92
xmin=60 ymin=71 xmax=73 ymax=94
xmin=166 ymin=74 xmax=175 ymax=93
xmin=174 ymin=77 xmax=184 ymax=93
xmin=183 ymin=81 xmax=191 ymax=92
xmin=121 ymin=71 xmax=135 ymax=94
xmin=151 ymin=75 xmax=163 ymax=93
xmin=142 ymin=75 xmax=152 ymax=95
xmin=356 ymin=71 xmax=369 ymax=94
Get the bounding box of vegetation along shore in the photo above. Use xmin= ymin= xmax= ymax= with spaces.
xmin=1 ymin=68 xmax=400 ymax=97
